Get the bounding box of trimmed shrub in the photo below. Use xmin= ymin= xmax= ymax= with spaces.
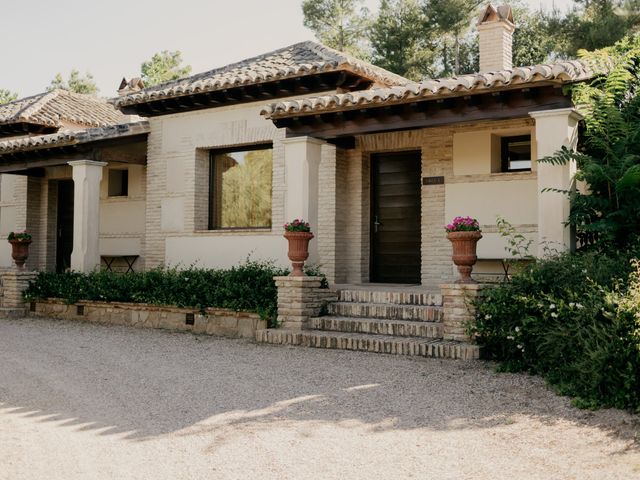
xmin=24 ymin=260 xmax=326 ymax=327
xmin=471 ymin=249 xmax=640 ymax=411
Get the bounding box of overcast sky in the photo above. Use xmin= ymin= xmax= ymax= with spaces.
xmin=1 ymin=0 xmax=575 ymax=98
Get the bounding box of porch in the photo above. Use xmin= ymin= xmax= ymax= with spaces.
xmin=0 ymin=122 xmax=149 ymax=273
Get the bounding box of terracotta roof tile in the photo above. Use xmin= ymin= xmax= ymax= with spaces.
xmin=0 ymin=121 xmax=149 ymax=155
xmin=114 ymin=41 xmax=410 ymax=108
xmin=262 ymin=60 xmax=593 ymax=119
xmin=0 ymin=90 xmax=130 ymax=129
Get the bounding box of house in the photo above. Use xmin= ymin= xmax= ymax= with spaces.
xmin=0 ymin=5 xmax=590 ymax=289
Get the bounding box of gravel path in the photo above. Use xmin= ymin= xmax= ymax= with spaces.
xmin=0 ymin=317 xmax=638 ymax=480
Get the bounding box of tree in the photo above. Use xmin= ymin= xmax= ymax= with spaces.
xmin=302 ymin=0 xmax=371 ymax=57
xmin=0 ymin=89 xmax=18 ymax=105
xmin=47 ymin=70 xmax=98 ymax=95
xmin=556 ymin=1 xmax=640 ymax=57
xmin=542 ymin=34 xmax=640 ymax=248
xmin=427 ymin=0 xmax=483 ymax=75
xmin=140 ymin=50 xmax=192 ymax=87
xmin=370 ymin=0 xmax=436 ymax=80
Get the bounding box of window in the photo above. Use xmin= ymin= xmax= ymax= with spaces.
xmin=208 ymin=145 xmax=273 ymax=229
xmin=501 ymin=135 xmax=532 ymax=172
xmin=108 ymin=169 xmax=128 ymax=197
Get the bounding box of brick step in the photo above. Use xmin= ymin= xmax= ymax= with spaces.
xmin=328 ymin=302 xmax=443 ymax=322
xmin=256 ymin=329 xmax=481 ymax=360
xmin=310 ymin=316 xmax=443 ymax=338
xmin=336 ymin=288 xmax=442 ymax=306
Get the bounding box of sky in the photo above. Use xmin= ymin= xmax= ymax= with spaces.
xmin=1 ymin=0 xmax=576 ymax=99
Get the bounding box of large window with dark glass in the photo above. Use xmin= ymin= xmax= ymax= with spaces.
xmin=208 ymin=145 xmax=273 ymax=229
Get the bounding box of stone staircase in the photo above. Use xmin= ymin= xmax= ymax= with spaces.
xmin=256 ymin=286 xmax=481 ymax=360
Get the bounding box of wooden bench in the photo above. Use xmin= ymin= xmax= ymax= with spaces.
xmin=101 ymin=255 xmax=139 ymax=273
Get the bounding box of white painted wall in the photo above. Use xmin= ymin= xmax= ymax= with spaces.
xmin=165 ymin=234 xmax=289 ymax=269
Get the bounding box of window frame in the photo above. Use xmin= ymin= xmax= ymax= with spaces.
xmin=500 ymin=135 xmax=532 ymax=173
xmin=207 ymin=143 xmax=273 ymax=231
xmin=107 ymin=168 xmax=129 ymax=197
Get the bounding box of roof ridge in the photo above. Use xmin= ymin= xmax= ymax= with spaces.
xmin=140 ymin=40 xmax=330 ymax=93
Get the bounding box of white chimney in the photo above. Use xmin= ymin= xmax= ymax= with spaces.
xmin=478 ymin=5 xmax=515 ymax=72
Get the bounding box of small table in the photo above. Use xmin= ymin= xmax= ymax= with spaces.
xmin=101 ymin=255 xmax=139 ymax=273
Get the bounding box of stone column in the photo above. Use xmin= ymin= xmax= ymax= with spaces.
xmin=274 ymin=276 xmax=335 ymax=331
xmin=0 ymin=269 xmax=38 ymax=317
xmin=529 ymin=108 xmax=581 ymax=256
xmin=281 ymin=137 xmax=325 ymax=264
xmin=440 ymin=283 xmax=485 ymax=342
xmin=68 ymin=160 xmax=107 ymax=272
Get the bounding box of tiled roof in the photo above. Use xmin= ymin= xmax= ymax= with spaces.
xmin=114 ymin=41 xmax=410 ymax=108
xmin=262 ymin=60 xmax=593 ymax=119
xmin=0 ymin=121 xmax=150 ymax=155
xmin=0 ymin=90 xmax=130 ymax=129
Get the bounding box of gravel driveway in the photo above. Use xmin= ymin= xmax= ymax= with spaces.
xmin=0 ymin=317 xmax=638 ymax=480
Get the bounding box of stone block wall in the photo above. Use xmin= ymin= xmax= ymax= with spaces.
xmin=274 ymin=276 xmax=337 ymax=330
xmin=30 ymin=300 xmax=266 ymax=338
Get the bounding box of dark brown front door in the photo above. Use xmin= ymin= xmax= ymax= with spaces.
xmin=371 ymin=151 xmax=421 ymax=284
xmin=56 ymin=180 xmax=74 ymax=272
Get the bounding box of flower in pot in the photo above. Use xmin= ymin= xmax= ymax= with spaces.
xmin=283 ymin=219 xmax=313 ymax=276
xmin=445 ymin=217 xmax=482 ymax=284
xmin=7 ymin=231 xmax=32 ymax=270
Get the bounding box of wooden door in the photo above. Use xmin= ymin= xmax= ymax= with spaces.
xmin=56 ymin=180 xmax=74 ymax=272
xmin=370 ymin=151 xmax=421 ymax=284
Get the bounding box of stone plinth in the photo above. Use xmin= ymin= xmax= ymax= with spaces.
xmin=440 ymin=283 xmax=485 ymax=342
xmin=274 ymin=276 xmax=336 ymax=330
xmin=0 ymin=269 xmax=38 ymax=317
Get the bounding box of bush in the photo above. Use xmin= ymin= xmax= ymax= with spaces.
xmin=470 ymin=249 xmax=640 ymax=411
xmin=23 ymin=260 xmax=327 ymax=328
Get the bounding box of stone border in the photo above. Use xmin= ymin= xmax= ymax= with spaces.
xmin=28 ymin=299 xmax=266 ymax=338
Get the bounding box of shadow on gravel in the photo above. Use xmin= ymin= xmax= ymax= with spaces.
xmin=0 ymin=318 xmax=638 ymax=449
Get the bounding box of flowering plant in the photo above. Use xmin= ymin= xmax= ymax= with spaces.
xmin=7 ymin=231 xmax=32 ymax=242
xmin=284 ymin=219 xmax=311 ymax=233
xmin=445 ymin=216 xmax=480 ymax=233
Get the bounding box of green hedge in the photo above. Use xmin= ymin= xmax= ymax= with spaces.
xmin=24 ymin=261 xmax=325 ymax=327
xmin=471 ymin=249 xmax=640 ymax=411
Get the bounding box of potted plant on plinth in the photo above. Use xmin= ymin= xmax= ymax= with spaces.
xmin=283 ymin=219 xmax=313 ymax=276
xmin=445 ymin=217 xmax=482 ymax=283
xmin=7 ymin=231 xmax=32 ymax=270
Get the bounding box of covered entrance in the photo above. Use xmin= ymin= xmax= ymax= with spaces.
xmin=370 ymin=151 xmax=421 ymax=284
xmin=55 ymin=180 xmax=74 ymax=272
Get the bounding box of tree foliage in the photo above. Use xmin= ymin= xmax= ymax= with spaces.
xmin=302 ymin=0 xmax=371 ymax=57
xmin=141 ymin=50 xmax=192 ymax=87
xmin=541 ymin=34 xmax=640 ymax=249
xmin=427 ymin=0 xmax=482 ymax=75
xmin=47 ymin=70 xmax=98 ymax=95
xmin=370 ymin=0 xmax=436 ymax=80
xmin=0 ymin=89 xmax=18 ymax=105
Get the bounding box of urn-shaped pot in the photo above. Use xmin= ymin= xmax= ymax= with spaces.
xmin=9 ymin=239 xmax=32 ymax=270
xmin=447 ymin=231 xmax=482 ymax=283
xmin=284 ymin=231 xmax=314 ymax=276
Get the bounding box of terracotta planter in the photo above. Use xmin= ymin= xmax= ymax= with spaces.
xmin=284 ymin=231 xmax=314 ymax=276
xmin=9 ymin=239 xmax=32 ymax=270
xmin=447 ymin=231 xmax=482 ymax=284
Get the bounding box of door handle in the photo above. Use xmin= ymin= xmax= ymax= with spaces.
xmin=373 ymin=216 xmax=382 ymax=233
